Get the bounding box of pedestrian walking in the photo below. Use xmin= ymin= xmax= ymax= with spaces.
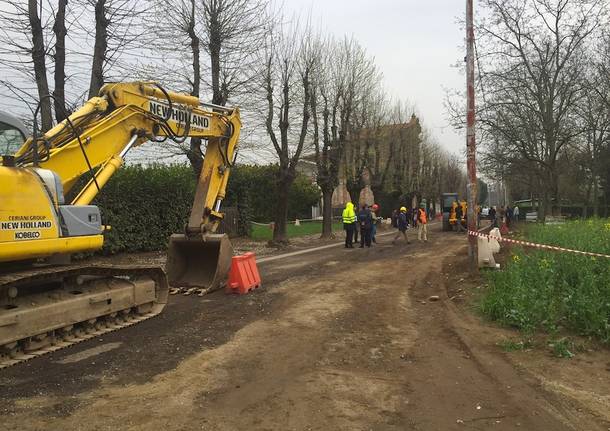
xmin=391 ymin=209 xmax=399 ymax=229
xmin=417 ymin=204 xmax=428 ymax=242
xmin=506 ymin=206 xmax=513 ymax=228
xmin=342 ymin=202 xmax=357 ymax=248
xmin=358 ymin=204 xmax=373 ymax=248
xmin=371 ymin=203 xmax=380 ymax=243
xmin=392 ymin=206 xmax=411 ymax=245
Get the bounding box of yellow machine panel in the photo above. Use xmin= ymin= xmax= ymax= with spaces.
xmin=0 ymin=166 xmax=60 ymax=243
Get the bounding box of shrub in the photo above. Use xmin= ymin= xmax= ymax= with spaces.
xmin=480 ymin=219 xmax=610 ymax=345
xmin=224 ymin=164 xmax=320 ymax=222
xmin=94 ymin=164 xmax=195 ymax=254
xmin=93 ymin=163 xmax=320 ymax=253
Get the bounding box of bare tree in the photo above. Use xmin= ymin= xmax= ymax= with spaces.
xmin=309 ymin=37 xmax=378 ymax=237
xmin=83 ymin=0 xmax=147 ymax=98
xmin=52 ymin=0 xmax=68 ymax=122
xmin=575 ymin=66 xmax=610 ymax=216
xmin=362 ymin=92 xmax=396 ymax=203
xmin=152 ymin=0 xmax=205 ymax=174
xmin=473 ymin=0 xmax=607 ymax=219
xmin=201 ymin=0 xmax=270 ymax=106
xmin=262 ymin=21 xmax=315 ymax=243
xmin=340 ymin=43 xmax=382 ymax=205
xmin=27 ymin=0 xmax=53 ymax=131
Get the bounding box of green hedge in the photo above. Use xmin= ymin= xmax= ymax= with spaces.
xmin=94 ymin=165 xmax=195 ymax=254
xmin=93 ymin=163 xmax=320 ymax=253
xmin=223 ymin=164 xmax=320 ymax=222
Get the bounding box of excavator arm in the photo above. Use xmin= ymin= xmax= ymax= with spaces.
xmin=11 ymin=81 xmax=240 ymax=234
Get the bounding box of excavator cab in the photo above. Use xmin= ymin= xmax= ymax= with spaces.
xmin=166 ymin=233 xmax=233 ymax=294
xmin=0 ymin=112 xmax=28 ymax=163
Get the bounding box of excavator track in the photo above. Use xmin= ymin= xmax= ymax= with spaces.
xmin=0 ymin=264 xmax=168 ymax=370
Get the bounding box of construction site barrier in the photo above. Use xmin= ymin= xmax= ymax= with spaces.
xmin=468 ymin=230 xmax=610 ymax=259
xmin=226 ymin=252 xmax=262 ymax=294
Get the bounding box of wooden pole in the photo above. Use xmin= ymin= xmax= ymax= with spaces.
xmin=466 ymin=0 xmax=478 ymax=272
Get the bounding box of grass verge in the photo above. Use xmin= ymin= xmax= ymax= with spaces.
xmin=250 ymin=220 xmax=344 ymax=241
xmin=479 ymin=218 xmax=610 ymax=346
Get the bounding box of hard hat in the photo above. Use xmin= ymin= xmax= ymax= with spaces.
xmin=372 ymin=204 xmax=379 ymax=210
xmin=400 ymin=206 xmax=407 ymax=212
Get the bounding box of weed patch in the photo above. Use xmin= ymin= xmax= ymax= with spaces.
xmin=479 ymin=219 xmax=610 ymax=348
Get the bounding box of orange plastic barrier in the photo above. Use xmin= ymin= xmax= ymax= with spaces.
xmin=226 ymin=252 xmax=262 ymax=295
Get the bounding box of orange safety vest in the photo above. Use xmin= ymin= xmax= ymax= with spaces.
xmin=418 ymin=208 xmax=427 ymax=224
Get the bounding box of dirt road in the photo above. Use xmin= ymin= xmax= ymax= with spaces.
xmin=0 ymin=225 xmax=607 ymax=430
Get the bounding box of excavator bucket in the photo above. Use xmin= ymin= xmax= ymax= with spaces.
xmin=165 ymin=233 xmax=233 ymax=293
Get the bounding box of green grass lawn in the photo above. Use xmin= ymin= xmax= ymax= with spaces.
xmin=250 ymin=220 xmax=344 ymax=241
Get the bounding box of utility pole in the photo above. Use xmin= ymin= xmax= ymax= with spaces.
xmin=466 ymin=0 xmax=478 ymax=271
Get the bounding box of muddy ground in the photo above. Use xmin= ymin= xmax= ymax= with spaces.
xmin=1 ymin=224 xmax=609 ymax=430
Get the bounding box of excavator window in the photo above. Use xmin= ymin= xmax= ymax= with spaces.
xmin=0 ymin=121 xmax=25 ymax=156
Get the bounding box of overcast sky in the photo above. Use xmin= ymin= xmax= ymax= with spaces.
xmin=282 ymin=0 xmax=466 ymax=155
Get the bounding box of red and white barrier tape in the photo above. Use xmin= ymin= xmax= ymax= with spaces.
xmin=468 ymin=230 xmax=610 ymax=259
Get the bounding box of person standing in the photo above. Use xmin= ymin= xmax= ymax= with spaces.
xmin=489 ymin=206 xmax=497 ymax=228
xmin=455 ymin=201 xmax=467 ymax=233
xmin=358 ymin=204 xmax=373 ymax=248
xmin=417 ymin=204 xmax=428 ymax=242
xmin=342 ymin=202 xmax=356 ymax=248
xmin=353 ymin=207 xmax=360 ymax=244
xmin=513 ymin=205 xmax=519 ymax=224
xmin=506 ymin=206 xmax=513 ymax=228
xmin=371 ymin=203 xmax=380 ymax=243
xmin=392 ymin=206 xmax=411 ymax=245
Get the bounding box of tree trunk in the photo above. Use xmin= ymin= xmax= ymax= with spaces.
xmin=187 ymin=0 xmax=204 ymax=177
xmin=210 ymin=45 xmax=222 ymax=104
xmin=549 ymin=168 xmax=560 ymax=216
xmin=28 ymin=0 xmax=53 ymax=132
xmin=320 ymin=186 xmax=334 ymax=239
xmin=537 ymin=175 xmax=547 ymax=222
xmin=89 ymin=0 xmax=108 ymax=98
xmin=52 ymin=0 xmax=68 ymax=123
xmin=186 ymin=140 xmax=204 ymax=177
xmin=346 ymin=179 xmax=363 ymax=207
xmin=592 ymin=178 xmax=599 ymax=217
xmin=188 ymin=0 xmax=200 ymax=99
xmin=370 ymin=184 xmax=383 ymax=206
xmin=272 ymin=172 xmax=292 ymax=244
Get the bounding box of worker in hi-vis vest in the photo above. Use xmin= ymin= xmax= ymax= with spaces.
xmin=342 ymin=202 xmax=357 ymax=248
xmin=417 ymin=204 xmax=428 ymax=242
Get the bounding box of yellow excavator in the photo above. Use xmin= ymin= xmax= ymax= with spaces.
xmin=0 ymin=82 xmax=240 ymax=367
